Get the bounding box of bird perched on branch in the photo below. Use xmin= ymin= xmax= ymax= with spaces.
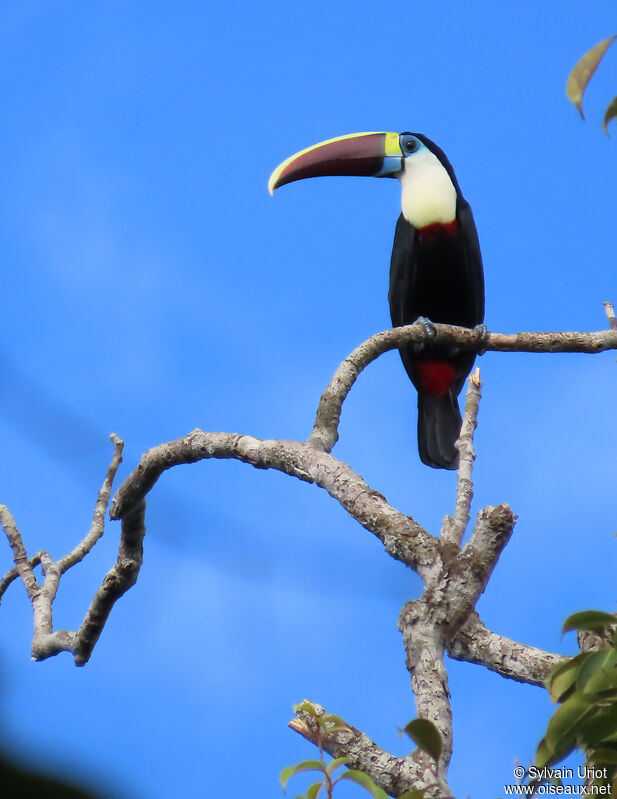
xmin=269 ymin=131 xmax=485 ymax=470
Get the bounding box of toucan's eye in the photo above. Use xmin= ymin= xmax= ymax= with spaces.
xmin=404 ymin=137 xmax=418 ymax=153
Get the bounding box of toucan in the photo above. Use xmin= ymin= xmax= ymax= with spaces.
xmin=268 ymin=131 xmax=484 ymax=470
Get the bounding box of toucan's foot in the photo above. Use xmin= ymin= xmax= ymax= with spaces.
xmin=416 ymin=316 xmax=437 ymax=337
xmin=413 ymin=316 xmax=437 ymax=353
xmin=474 ymin=324 xmax=490 ymax=355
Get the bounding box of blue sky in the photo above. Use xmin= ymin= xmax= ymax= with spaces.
xmin=0 ymin=2 xmax=616 ymax=797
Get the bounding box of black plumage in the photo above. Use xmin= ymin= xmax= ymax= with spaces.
xmin=388 ymin=141 xmax=484 ymax=469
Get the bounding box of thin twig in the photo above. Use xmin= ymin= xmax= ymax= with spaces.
xmin=0 ymin=434 xmax=129 ymax=663
xmin=0 ymin=506 xmax=41 ymax=602
xmin=604 ymin=301 xmax=617 ymax=331
xmin=0 ymin=550 xmax=44 ymax=603
xmin=441 ymin=368 xmax=482 ymax=548
xmin=57 ymin=433 xmax=124 ymax=574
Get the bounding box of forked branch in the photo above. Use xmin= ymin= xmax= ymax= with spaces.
xmin=0 ymin=434 xmax=146 ymax=665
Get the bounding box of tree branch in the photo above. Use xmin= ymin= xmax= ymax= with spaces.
xmin=110 ymin=432 xmax=440 ymax=578
xmin=0 ymin=434 xmax=131 ymax=664
xmin=447 ymin=612 xmax=565 ymax=686
xmin=457 ymin=504 xmax=517 ymax=612
xmin=308 ymin=323 xmax=617 ymax=453
xmin=103 ymin=323 xmax=616 ymax=792
xmin=289 ymin=700 xmax=451 ymax=798
xmin=441 ymin=368 xmax=482 ymax=549
xmin=0 ymin=550 xmax=44 ymax=603
xmin=3 ymin=321 xmax=613 ymax=794
xmin=57 ymin=433 xmax=124 ymax=574
xmin=73 ymin=498 xmax=146 ymax=665
xmin=398 ymin=597 xmax=455 ymax=783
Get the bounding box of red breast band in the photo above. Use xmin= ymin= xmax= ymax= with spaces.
xmin=416 ymin=219 xmax=458 ymax=238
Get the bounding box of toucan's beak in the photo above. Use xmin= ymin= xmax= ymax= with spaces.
xmin=268 ymin=131 xmax=403 ymax=195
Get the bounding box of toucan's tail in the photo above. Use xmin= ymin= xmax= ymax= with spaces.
xmin=417 ymin=391 xmax=462 ymax=470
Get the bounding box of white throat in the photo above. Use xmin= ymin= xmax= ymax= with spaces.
xmin=399 ymin=148 xmax=457 ymax=228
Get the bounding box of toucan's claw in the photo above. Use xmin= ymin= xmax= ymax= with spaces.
xmin=417 ymin=316 xmax=437 ymax=337
xmin=412 ymin=316 xmax=437 ymax=352
xmin=474 ymin=323 xmax=490 ymax=355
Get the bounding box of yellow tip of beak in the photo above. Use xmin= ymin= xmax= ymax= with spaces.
xmin=268 ymin=151 xmax=298 ymax=195
xmin=267 ymin=132 xmax=394 ymax=196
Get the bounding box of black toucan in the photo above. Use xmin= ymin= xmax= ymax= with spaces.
xmin=268 ymin=131 xmax=484 ymax=470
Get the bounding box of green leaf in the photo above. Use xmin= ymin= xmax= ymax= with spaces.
xmin=395 ymin=792 xmax=426 ymax=799
xmin=583 ymin=668 xmax=617 ymax=697
xmin=339 ymin=770 xmax=389 ymax=799
xmin=402 ymin=719 xmax=442 ymax=763
xmin=598 ymin=729 xmax=617 ymax=744
xmin=306 ymin=781 xmax=323 ymax=799
xmin=562 ymin=610 xmax=617 ymax=635
xmin=603 ymin=96 xmax=617 ymax=135
xmin=579 ymin=705 xmax=617 ymax=746
xmin=547 ymin=655 xmax=586 ymax=702
xmin=326 ymin=757 xmax=351 ymax=775
xmin=590 ymin=747 xmax=617 ymax=766
xmin=566 ymin=35 xmax=617 ymax=118
xmin=544 ymin=693 xmax=595 ymax=761
xmin=536 ymin=736 xmax=555 ymax=769
xmin=280 ymin=761 xmax=325 ymax=791
xmin=576 ymin=649 xmax=617 ymax=691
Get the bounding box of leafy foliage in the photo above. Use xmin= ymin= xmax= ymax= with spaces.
xmin=281 ymin=706 xmax=387 ymax=799
xmin=282 ymin=708 xmax=443 ymax=798
xmin=538 ymin=610 xmax=617 ymax=791
xmin=566 ymin=35 xmax=617 ymax=132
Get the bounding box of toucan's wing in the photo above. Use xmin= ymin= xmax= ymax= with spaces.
xmin=388 ymin=214 xmax=420 ymax=386
xmin=456 ymin=198 xmax=485 ymax=326
xmin=388 ymin=213 xmax=417 ymax=329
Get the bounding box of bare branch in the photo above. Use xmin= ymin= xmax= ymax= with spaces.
xmin=0 ymin=435 xmax=132 ymax=664
xmin=447 ymin=612 xmax=565 ymax=686
xmin=57 ymin=433 xmax=124 ymax=574
xmin=398 ymin=598 xmax=455 ymax=780
xmin=110 ymin=431 xmax=440 ymax=578
xmin=308 ymin=323 xmax=617 ymax=453
xmin=289 ymin=700 xmax=451 ymax=798
xmin=0 ymin=550 xmax=44 ymax=603
xmin=3 ymin=321 xmax=611 ymax=792
xmin=441 ymin=368 xmax=482 ymax=549
xmin=457 ymin=504 xmax=517 ymax=610
xmin=0 ymin=505 xmax=41 ymax=602
xmin=604 ymin=301 xmax=617 ymax=331
xmin=481 ymin=328 xmax=617 ymax=353
xmin=102 ymin=346 xmax=540 ymax=790
xmin=397 ymin=497 xmax=515 ymax=781
xmin=395 ymin=511 xmax=515 ymax=778
xmin=73 ymin=499 xmax=146 ymax=666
